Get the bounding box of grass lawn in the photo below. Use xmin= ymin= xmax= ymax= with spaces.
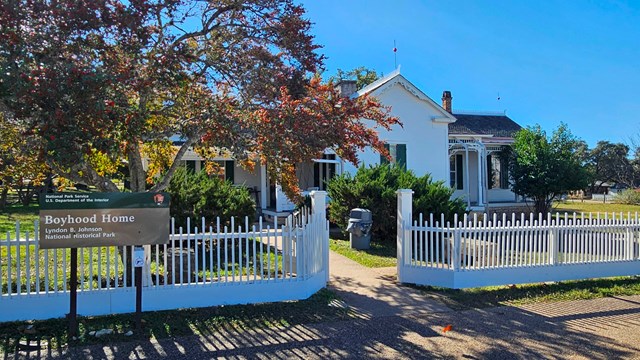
xmin=554 ymin=200 xmax=640 ymax=216
xmin=415 ymin=276 xmax=640 ymax=310
xmin=0 ymin=288 xmax=350 ymax=353
xmin=0 ymin=204 xmax=39 ymax=238
xmin=329 ymin=238 xmax=396 ymax=268
xmin=2 ymin=240 xmax=288 ymax=295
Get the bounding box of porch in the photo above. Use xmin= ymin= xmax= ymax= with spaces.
xmin=449 ymin=138 xmax=522 ymax=210
xmin=174 ymin=147 xmax=343 ymax=217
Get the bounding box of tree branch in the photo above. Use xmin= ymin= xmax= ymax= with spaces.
xmin=150 ymin=135 xmax=199 ymax=192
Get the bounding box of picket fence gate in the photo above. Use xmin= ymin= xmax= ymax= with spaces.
xmin=0 ymin=192 xmax=330 ymax=322
xmin=396 ymin=189 xmax=640 ymax=289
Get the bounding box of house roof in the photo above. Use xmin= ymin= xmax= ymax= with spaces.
xmin=449 ymin=112 xmax=522 ymax=138
xmin=356 ymin=69 xmax=457 ymax=123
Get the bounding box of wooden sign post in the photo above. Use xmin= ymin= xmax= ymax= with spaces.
xmin=69 ymin=248 xmax=78 ymax=337
xmin=134 ymin=246 xmax=145 ymax=331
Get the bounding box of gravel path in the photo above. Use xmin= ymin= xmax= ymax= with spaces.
xmin=5 ymin=251 xmax=640 ymax=359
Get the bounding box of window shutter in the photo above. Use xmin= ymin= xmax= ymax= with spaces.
xmin=380 ymin=143 xmax=390 ymax=165
xmin=456 ymin=154 xmax=464 ymax=190
xmin=500 ymin=156 xmax=509 ymax=189
xmin=396 ymin=144 xmax=407 ymax=170
xmin=225 ymin=161 xmax=235 ymax=183
xmin=313 ymin=162 xmax=320 ymax=188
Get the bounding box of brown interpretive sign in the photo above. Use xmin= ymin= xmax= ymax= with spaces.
xmin=39 ymin=192 xmax=170 ymax=249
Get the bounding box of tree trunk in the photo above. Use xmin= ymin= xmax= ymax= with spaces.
xmin=20 ymin=189 xmax=31 ymax=206
xmin=0 ymin=187 xmax=8 ymax=211
xmin=119 ymin=144 xmax=148 ymax=286
xmin=127 ymin=142 xmax=147 ymax=192
xmin=534 ymin=197 xmax=548 ymax=215
xmin=17 ymin=184 xmax=34 ymax=207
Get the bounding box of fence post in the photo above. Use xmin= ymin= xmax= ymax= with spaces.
xmin=397 ymin=189 xmax=413 ymax=283
xmin=310 ymin=191 xmax=328 ymax=283
xmin=452 ymin=228 xmax=460 ymax=272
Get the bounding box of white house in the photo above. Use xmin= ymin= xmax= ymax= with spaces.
xmin=338 ymin=70 xmax=523 ymax=211
xmin=163 ymin=146 xmax=341 ymax=217
xmin=340 ymin=69 xmax=457 ymax=183
xmin=166 ymin=69 xmax=524 ymax=215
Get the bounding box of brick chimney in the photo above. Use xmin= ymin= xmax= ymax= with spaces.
xmin=442 ymin=90 xmax=452 ymax=113
xmin=336 ymin=80 xmax=357 ymax=97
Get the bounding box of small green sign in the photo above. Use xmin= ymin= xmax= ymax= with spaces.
xmin=39 ymin=192 xmax=170 ymax=249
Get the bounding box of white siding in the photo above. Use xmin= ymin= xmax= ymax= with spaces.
xmin=234 ymin=164 xmax=260 ymax=188
xmin=344 ymin=83 xmax=450 ymax=182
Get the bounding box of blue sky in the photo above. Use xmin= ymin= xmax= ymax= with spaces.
xmin=301 ymin=0 xmax=640 ymax=147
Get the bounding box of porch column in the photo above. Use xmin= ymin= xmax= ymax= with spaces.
xmin=260 ymin=164 xmax=267 ymax=210
xmin=477 ymin=149 xmax=484 ymax=206
xmin=464 ymin=147 xmax=470 ymax=208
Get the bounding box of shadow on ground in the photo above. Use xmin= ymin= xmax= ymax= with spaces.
xmin=4 ymin=271 xmax=640 ymax=359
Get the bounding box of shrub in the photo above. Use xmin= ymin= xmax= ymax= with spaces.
xmin=167 ymin=167 xmax=255 ymax=228
xmin=327 ymin=164 xmax=466 ymax=242
xmin=613 ymin=189 xmax=640 ymax=205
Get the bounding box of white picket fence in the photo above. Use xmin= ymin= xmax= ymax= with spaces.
xmin=396 ymin=190 xmax=640 ymax=289
xmin=0 ymin=192 xmax=329 ymax=322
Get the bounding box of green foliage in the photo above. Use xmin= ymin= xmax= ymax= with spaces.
xmin=509 ymin=124 xmax=589 ymax=214
xmin=0 ymin=204 xmax=38 ymax=238
xmin=584 ymin=141 xmax=633 ymax=191
xmin=167 ymin=167 xmax=255 ymax=228
xmin=327 ymin=165 xmax=466 ymax=242
xmin=0 ymin=2 xmax=398 ymax=198
xmin=554 ymin=200 xmax=640 ymax=215
xmin=330 ymin=66 xmax=381 ymax=90
xmin=613 ymin=189 xmax=640 ymax=205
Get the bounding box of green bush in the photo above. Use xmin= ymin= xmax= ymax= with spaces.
xmin=167 ymin=167 xmax=255 ymax=229
xmin=327 ymin=164 xmax=466 ymax=242
xmin=613 ymin=189 xmax=640 ymax=205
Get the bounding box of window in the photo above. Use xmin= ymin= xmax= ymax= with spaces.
xmin=379 ymin=143 xmax=407 ymax=170
xmin=487 ymin=154 xmax=509 ymax=189
xmin=212 ymin=160 xmax=235 ymax=183
xmin=313 ymin=154 xmax=336 ymax=190
xmin=191 ymin=160 xmax=235 ymax=183
xmin=450 ymin=154 xmax=463 ymax=190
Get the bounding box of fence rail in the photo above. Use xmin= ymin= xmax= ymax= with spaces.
xmin=396 ymin=190 xmax=640 ymax=289
xmin=0 ymin=192 xmax=329 ymax=322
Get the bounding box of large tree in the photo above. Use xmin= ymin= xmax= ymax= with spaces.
xmin=0 ymin=114 xmax=49 ymax=209
xmin=586 ymin=141 xmax=634 ymax=191
xmin=0 ymin=1 xmax=398 ymax=199
xmin=509 ymin=124 xmax=588 ymax=214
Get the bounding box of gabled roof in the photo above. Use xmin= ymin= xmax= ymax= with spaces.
xmin=357 ymin=69 xmax=457 ymax=123
xmin=449 ymin=112 xmax=522 ymax=138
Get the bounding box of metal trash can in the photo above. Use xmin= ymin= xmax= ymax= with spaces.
xmin=166 ymin=248 xmax=195 ymax=284
xmin=346 ymin=208 xmax=373 ymax=250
